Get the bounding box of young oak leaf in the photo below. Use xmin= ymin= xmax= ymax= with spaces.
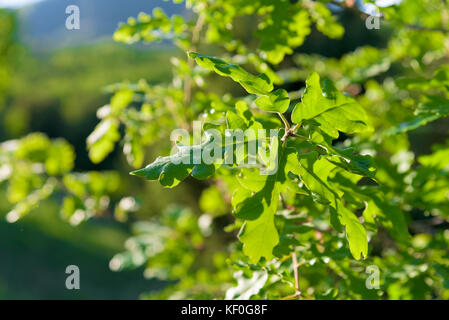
xmin=333 ymin=174 xmax=410 ymax=244
xmin=233 ymin=142 xmax=308 ymax=263
xmin=300 ymin=130 xmax=376 ymax=179
xmin=325 ymin=146 xmax=377 ymax=179
xmin=233 ymin=138 xmax=282 ymax=263
xmin=238 ymin=183 xmax=281 ymax=264
xmin=224 ymin=108 xmax=266 ymax=166
xmin=287 ymin=150 xmax=368 ymax=260
xmin=226 ymin=110 xmax=249 ymax=131
xmin=291 ymin=72 xmax=370 ymax=138
xmin=130 ymin=136 xmax=218 ymax=188
xmin=255 ymin=89 xmax=290 ymax=113
xmin=331 ymin=200 xmax=368 ymax=260
xmin=188 ymin=52 xmax=273 ymax=95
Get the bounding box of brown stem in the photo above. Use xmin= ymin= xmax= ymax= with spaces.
xmin=281 ymin=122 xmax=306 ymax=145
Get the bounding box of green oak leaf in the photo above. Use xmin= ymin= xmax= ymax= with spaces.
xmin=326 ymin=146 xmax=376 ymax=179
xmin=233 ymin=138 xmax=282 ymax=263
xmin=130 ymin=136 xmax=218 ymax=188
xmin=226 ymin=110 xmax=249 ymax=131
xmin=331 ymin=200 xmax=368 ymax=260
xmin=189 ymin=52 xmax=273 ymax=95
xmin=292 ymin=72 xmax=370 ymax=138
xmin=238 ymin=182 xmax=281 ymax=264
xmin=363 ymin=196 xmax=410 ymax=243
xmin=255 ymin=89 xmax=290 ymax=113
xmin=289 ymin=151 xmax=337 ymax=204
xmin=233 ymin=140 xmax=314 ymax=263
xmin=386 ymin=96 xmax=449 ymax=135
xmin=334 ymin=173 xmax=410 ymax=244
xmin=287 ymin=150 xmax=368 ymax=260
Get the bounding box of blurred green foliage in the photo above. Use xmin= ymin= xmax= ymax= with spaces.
xmin=0 ymin=8 xmax=184 ymax=299
xmin=3 ymin=43 xmax=175 ymax=139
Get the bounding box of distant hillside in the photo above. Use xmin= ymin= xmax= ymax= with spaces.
xmin=17 ymin=0 xmax=185 ymax=51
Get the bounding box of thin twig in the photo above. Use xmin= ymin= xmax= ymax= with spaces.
xmin=291 ymin=251 xmax=300 ymax=298
xmin=280 ymin=121 xmax=306 ymax=145
xmin=290 ymin=123 xmax=302 ymax=135
xmin=277 ymin=112 xmax=290 ymax=131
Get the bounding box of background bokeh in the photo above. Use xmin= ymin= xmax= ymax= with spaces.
xmin=0 ymin=0 xmax=186 ymax=299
